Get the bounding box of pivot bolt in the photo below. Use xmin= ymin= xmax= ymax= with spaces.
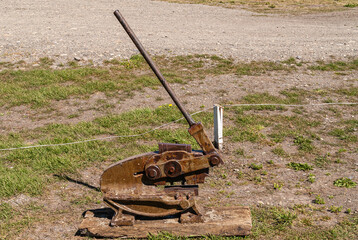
xmin=179 ymin=199 xmax=190 ymax=209
xmin=145 ymin=165 xmax=161 ymax=180
xmin=164 ymin=161 xmax=182 ymax=178
xmin=209 ymin=155 xmax=221 ymax=166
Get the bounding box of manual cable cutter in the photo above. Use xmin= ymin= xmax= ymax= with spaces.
xmin=100 ymin=10 xmax=224 ymax=226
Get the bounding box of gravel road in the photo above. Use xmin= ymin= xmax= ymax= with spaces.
xmin=1 ymin=0 xmax=358 ymax=64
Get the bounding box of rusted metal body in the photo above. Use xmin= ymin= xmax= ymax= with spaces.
xmin=100 ymin=10 xmax=223 ymax=227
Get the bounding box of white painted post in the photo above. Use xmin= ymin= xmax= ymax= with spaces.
xmin=213 ymin=104 xmax=223 ymax=150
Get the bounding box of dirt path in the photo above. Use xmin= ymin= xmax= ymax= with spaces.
xmin=1 ymin=0 xmax=358 ymax=65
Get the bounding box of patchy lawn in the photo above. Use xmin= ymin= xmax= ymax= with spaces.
xmin=0 ymin=55 xmax=357 ymax=239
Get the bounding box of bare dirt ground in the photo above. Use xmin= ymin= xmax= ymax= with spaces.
xmin=1 ymin=0 xmax=358 ymax=65
xmin=1 ymin=1 xmax=358 ymax=240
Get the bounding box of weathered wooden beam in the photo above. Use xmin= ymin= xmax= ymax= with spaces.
xmin=78 ymin=206 xmax=251 ymax=238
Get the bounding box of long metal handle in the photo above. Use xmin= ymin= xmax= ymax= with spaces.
xmin=114 ymin=10 xmax=196 ymax=127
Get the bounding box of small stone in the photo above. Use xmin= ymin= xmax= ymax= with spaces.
xmin=74 ymin=57 xmax=81 ymax=61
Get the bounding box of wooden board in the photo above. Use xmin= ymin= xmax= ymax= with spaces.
xmin=78 ymin=207 xmax=252 ymax=238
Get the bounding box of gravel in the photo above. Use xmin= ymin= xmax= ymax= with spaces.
xmin=1 ymin=0 xmax=358 ymax=65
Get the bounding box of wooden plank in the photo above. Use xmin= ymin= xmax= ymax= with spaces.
xmin=78 ymin=207 xmax=251 ymax=238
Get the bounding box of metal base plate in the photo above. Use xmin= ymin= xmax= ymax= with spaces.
xmin=78 ymin=207 xmax=252 ymax=238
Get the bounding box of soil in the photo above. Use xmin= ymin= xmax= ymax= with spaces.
xmin=1 ymin=0 xmax=358 ymax=65
xmin=1 ymin=0 xmax=358 ymax=239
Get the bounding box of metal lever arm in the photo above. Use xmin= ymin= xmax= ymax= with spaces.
xmin=114 ymin=10 xmax=196 ymax=127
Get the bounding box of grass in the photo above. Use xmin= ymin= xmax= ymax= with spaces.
xmin=309 ymin=59 xmax=358 ymax=71
xmin=0 ymin=55 xmax=297 ymax=109
xmin=224 ymin=90 xmax=323 ymax=145
xmin=271 ymin=208 xmax=297 ymax=230
xmin=329 ymin=205 xmax=343 ymax=214
xmin=250 ymin=163 xmax=263 ymax=170
xmin=156 ymin=0 xmax=358 ymax=14
xmin=250 ymin=206 xmax=358 ymax=239
xmin=0 ymin=105 xmax=213 ymax=198
xmin=333 ymin=177 xmax=357 ymax=188
xmin=235 ymin=148 xmax=245 ymax=157
xmin=0 ymin=203 xmax=13 ymax=222
xmin=293 ymin=135 xmax=314 ymax=152
xmin=235 ymin=61 xmax=292 ymax=76
xmin=344 ymin=3 xmax=358 ymax=8
xmin=1 ymin=54 xmax=358 ymax=239
xmin=145 ymin=208 xmax=358 ymax=239
xmin=271 ymin=146 xmax=288 ymax=157
xmin=273 ymin=182 xmax=283 ymax=190
xmin=329 ymin=120 xmax=358 ymax=143
xmin=1 ymin=55 xmax=357 ymax=111
xmin=0 ymin=202 xmax=41 ymax=239
xmin=0 ymin=55 xmax=357 ymax=199
xmin=314 ymin=154 xmax=331 ymax=167
xmin=314 ymin=195 xmax=325 ymax=205
xmin=308 ymin=173 xmax=316 ymax=183
xmin=287 ymin=162 xmax=313 ymax=171
xmin=0 ymin=166 xmax=44 ymax=197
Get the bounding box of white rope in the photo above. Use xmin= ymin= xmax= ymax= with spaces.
xmin=223 ymin=102 xmax=358 ymax=107
xmin=0 ymin=108 xmax=209 ymax=151
xmin=0 ymin=102 xmax=357 ymax=152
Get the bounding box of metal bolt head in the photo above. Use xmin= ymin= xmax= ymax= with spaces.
xmin=145 ymin=165 xmax=161 ymax=180
xmin=164 ymin=161 xmax=182 ymax=178
xmin=209 ymin=155 xmax=221 ymax=166
xmin=179 ymin=199 xmax=190 ymax=209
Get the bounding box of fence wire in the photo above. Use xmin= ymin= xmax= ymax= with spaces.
xmin=0 ymin=102 xmax=357 ymax=151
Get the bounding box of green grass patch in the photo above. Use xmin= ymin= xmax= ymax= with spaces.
xmin=344 ymin=3 xmax=358 ymax=7
xmin=314 ymin=195 xmax=325 ymax=205
xmin=250 ymin=163 xmax=263 ymax=170
xmin=0 ymin=202 xmax=41 ymax=239
xmin=314 ymin=154 xmax=331 ymax=167
xmin=242 ymin=88 xmax=307 ymax=105
xmin=273 ymin=182 xmax=283 ymax=190
xmin=0 ymin=105 xmax=212 ymax=198
xmin=335 ymin=87 xmax=358 ymax=97
xmin=250 ymin=206 xmax=358 ymax=239
xmin=293 ymin=135 xmax=314 ymax=152
xmin=225 ymin=97 xmax=321 ymax=145
xmin=329 ymin=120 xmax=358 ymax=143
xmin=1 ymin=55 xmax=356 ymax=110
xmin=0 ymin=166 xmax=44 ymax=197
xmin=0 ymin=55 xmax=297 ymax=109
xmin=272 ymin=146 xmax=288 ymax=157
xmin=308 ymin=173 xmax=316 ymax=183
xmin=287 ymin=162 xmax=313 ymax=171
xmin=0 ymin=203 xmax=13 ymax=222
xmin=329 ymin=205 xmax=343 ymax=214
xmin=333 ymin=177 xmax=357 ymax=188
xmin=309 ymin=58 xmax=358 ymax=71
xmin=235 ymin=61 xmax=292 ymax=76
